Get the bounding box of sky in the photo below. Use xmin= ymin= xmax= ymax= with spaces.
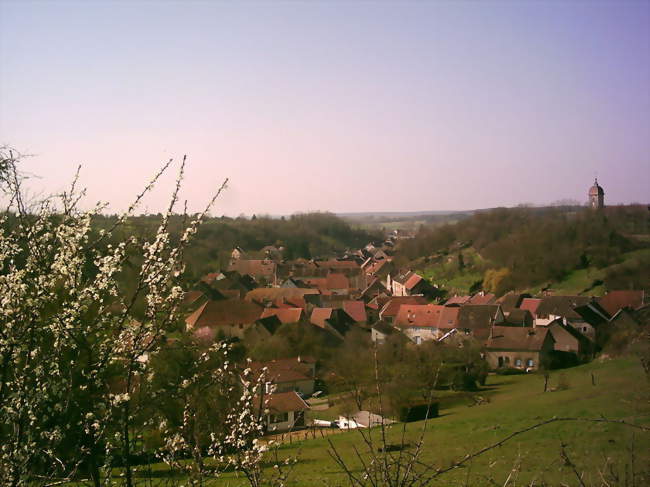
xmin=1 ymin=0 xmax=648 ymax=216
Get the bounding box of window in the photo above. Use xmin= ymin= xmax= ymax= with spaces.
xmin=414 ymin=336 xmax=421 ymax=345
xmin=515 ymin=359 xmax=522 ymax=368
xmin=504 ymin=357 xmax=510 ymax=365
xmin=527 ymin=359 xmax=534 ymax=368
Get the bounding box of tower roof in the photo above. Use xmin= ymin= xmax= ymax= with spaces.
xmin=589 ymin=178 xmax=604 ymax=196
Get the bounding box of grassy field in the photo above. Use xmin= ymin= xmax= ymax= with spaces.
xmin=129 ymin=356 xmax=650 ymax=486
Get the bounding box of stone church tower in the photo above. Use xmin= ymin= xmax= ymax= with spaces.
xmin=588 ymin=178 xmax=604 ymax=209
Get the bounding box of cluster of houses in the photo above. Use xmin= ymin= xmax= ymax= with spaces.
xmin=180 ymin=240 xmax=648 ymax=432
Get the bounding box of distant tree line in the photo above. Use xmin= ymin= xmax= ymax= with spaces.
xmin=91 ymin=212 xmax=381 ymax=281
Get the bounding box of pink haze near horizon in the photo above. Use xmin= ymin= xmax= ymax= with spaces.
xmin=0 ymin=1 xmax=648 ymax=216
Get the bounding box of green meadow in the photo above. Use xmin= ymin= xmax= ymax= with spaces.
xmin=123 ymin=356 xmax=649 ymax=486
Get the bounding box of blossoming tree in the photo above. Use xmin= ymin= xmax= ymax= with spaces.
xmin=0 ymin=149 xmax=279 ymax=487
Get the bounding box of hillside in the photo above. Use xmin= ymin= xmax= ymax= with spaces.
xmin=395 ymin=205 xmax=650 ymax=296
xmin=145 ymin=356 xmax=650 ymax=486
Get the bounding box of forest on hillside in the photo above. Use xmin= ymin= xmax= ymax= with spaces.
xmin=91 ymin=212 xmax=381 ymax=280
xmin=395 ymin=205 xmax=650 ymax=295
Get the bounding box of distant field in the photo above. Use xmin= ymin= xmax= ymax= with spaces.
xmin=120 ymin=356 xmax=650 ymax=486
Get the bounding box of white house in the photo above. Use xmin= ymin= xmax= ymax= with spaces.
xmin=264 ymin=391 xmax=310 ymax=433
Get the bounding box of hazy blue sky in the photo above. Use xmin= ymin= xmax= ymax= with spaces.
xmin=1 ymin=1 xmax=648 ymax=215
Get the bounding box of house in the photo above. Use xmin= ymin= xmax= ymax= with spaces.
xmin=534 ymin=296 xmax=591 ymax=327
xmin=202 ymin=270 xmax=258 ymax=295
xmin=371 ymin=320 xmax=396 ymax=344
xmin=359 ymin=278 xmax=389 ymax=303
xmin=547 ymin=320 xmax=593 ymax=361
xmin=313 ymin=260 xmax=366 ymax=289
xmin=251 ymin=356 xmax=317 ymax=396
xmin=303 ymin=273 xmax=351 ymax=295
xmin=597 ymin=290 xmax=645 ymax=317
xmin=260 ymin=307 xmax=304 ymax=324
xmin=182 ymin=290 xmax=209 ymax=310
xmin=393 ymin=304 xmax=459 ymax=344
xmin=185 ymin=299 xmax=263 ymax=339
xmin=245 ymin=287 xmax=319 ymax=306
xmin=497 ymin=292 xmax=528 ymax=314
xmin=502 ymin=308 xmax=534 ymax=327
xmin=228 ymin=259 xmax=277 ymax=285
xmin=456 ymin=304 xmax=505 ymax=339
xmin=230 ymin=246 xmax=246 ymax=261
xmin=281 ymin=277 xmax=310 ymax=288
xmin=485 ymin=326 xmax=555 ymax=371
xmin=387 ymin=270 xmax=435 ymax=297
xmin=597 ymin=306 xmax=647 ymax=352
xmin=342 ymin=300 xmax=368 ymax=325
xmin=310 ymin=308 xmax=357 ymax=340
xmin=468 ymin=292 xmax=496 ymax=305
xmin=394 ymin=304 xmax=444 ymax=343
xmin=263 ymin=391 xmax=310 ymax=433
xmin=573 ymin=302 xmax=610 ymax=343
xmin=444 ymin=295 xmax=472 ymax=306
xmin=379 ymin=296 xmax=429 ymax=323
xmin=519 ymin=298 xmax=542 ymax=319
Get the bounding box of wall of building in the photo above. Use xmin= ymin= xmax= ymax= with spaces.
xmin=402 ymin=326 xmax=440 ymax=344
xmin=266 ymin=410 xmax=304 ymax=433
xmin=486 ymin=350 xmax=541 ymax=370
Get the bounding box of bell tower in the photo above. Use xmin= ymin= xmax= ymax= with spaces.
xmin=588 ymin=178 xmax=604 ymax=209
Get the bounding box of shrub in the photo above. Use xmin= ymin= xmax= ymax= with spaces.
xmin=398 ymin=402 xmax=440 ymax=422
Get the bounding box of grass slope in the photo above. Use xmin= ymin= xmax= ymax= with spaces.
xmin=198 ymin=357 xmax=649 ymax=486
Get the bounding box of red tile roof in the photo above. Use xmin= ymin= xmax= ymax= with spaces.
xmin=445 ymin=295 xmax=471 ymax=305
xmin=520 ymin=298 xmax=542 ymax=315
xmin=380 ymin=296 xmax=429 ymax=319
xmin=228 ymin=259 xmax=276 ymax=279
xmin=274 ymin=296 xmax=308 ymax=310
xmin=264 ymin=391 xmax=310 ymax=414
xmin=343 ymin=300 xmax=367 ymax=323
xmin=439 ymin=306 xmax=460 ymax=329
xmin=185 ymin=299 xmax=263 ymax=329
xmin=304 ymin=274 xmax=350 ymax=291
xmin=326 ymin=273 xmax=350 ymax=290
xmin=469 ymin=293 xmax=496 ymax=305
xmin=310 ymin=308 xmax=333 ymax=328
xmin=597 ymin=290 xmax=645 ymax=317
xmin=394 ymin=304 xmax=459 ymax=329
xmin=364 ymin=260 xmax=386 ymax=276
xmin=404 ymin=273 xmax=423 ymax=290
xmin=260 ymin=307 xmax=303 ymax=324
xmin=395 ymin=304 xmax=445 ymax=328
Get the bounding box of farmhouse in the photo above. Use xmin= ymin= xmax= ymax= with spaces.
xmin=263 ymin=391 xmax=310 ymax=433
xmin=485 ymin=326 xmax=555 ymax=371
xmin=251 ymin=356 xmax=317 ymax=396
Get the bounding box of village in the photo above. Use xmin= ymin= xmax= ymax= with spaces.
xmin=181 ymin=216 xmax=648 ymax=435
